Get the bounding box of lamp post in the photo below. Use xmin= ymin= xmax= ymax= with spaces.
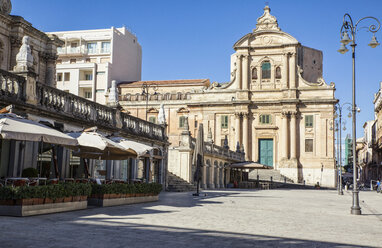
xmin=141 ymin=83 xmax=158 ymax=121
xmin=338 ymin=14 xmax=380 ymax=215
xmin=334 ymin=102 xmax=351 ymax=195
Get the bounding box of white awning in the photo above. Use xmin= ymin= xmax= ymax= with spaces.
xmin=68 ymin=132 xmax=137 ymax=160
xmin=228 ymin=161 xmax=272 ymax=169
xmin=0 ymin=114 xmax=78 ymax=147
xmin=111 ymin=137 xmax=155 ymax=157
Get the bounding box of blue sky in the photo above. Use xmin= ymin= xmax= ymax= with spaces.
xmin=12 ymin=0 xmax=382 ymax=138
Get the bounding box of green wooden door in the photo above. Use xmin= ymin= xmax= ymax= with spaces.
xmin=259 ymin=139 xmax=273 ymax=167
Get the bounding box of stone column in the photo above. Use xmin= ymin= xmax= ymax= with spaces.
xmin=243 ymin=113 xmax=249 ymax=160
xmin=290 ymin=112 xmax=297 ymax=160
xmin=209 ymin=165 xmax=215 ymax=189
xmin=283 ymin=53 xmax=289 ymax=88
xmin=289 ymin=52 xmax=296 ymax=89
xmin=236 ymin=55 xmax=242 ymax=89
xmin=235 ymin=113 xmax=241 ymax=150
xmin=242 ymin=55 xmax=249 ymax=90
xmin=215 ymin=165 xmax=220 ymax=188
xmin=281 ymin=112 xmax=289 ymax=160
xmin=202 ymin=165 xmax=207 ymax=189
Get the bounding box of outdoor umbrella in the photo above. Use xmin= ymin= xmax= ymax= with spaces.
xmin=0 ymin=113 xmax=78 ymax=147
xmin=68 ymin=131 xmax=137 ymax=160
xmin=192 ymin=123 xmax=204 ymax=196
xmin=111 ymin=137 xmax=154 ymax=157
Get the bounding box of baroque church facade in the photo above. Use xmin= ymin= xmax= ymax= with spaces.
xmin=118 ymin=6 xmax=337 ymax=187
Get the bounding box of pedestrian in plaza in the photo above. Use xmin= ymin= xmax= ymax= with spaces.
xmin=377 ymin=180 xmax=381 ymax=193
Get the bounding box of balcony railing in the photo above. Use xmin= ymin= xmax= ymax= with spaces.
xmin=0 ymin=69 xmax=166 ymax=142
xmin=190 ymin=137 xmax=244 ymax=162
xmin=0 ymin=69 xmax=26 ymax=102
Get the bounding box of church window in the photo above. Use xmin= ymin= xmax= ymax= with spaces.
xmin=148 ymin=116 xmax=156 ymax=124
xmin=221 ymin=115 xmax=229 ymax=129
xmin=251 ymin=67 xmax=258 ymax=79
xmin=259 ymin=114 xmax=271 ymax=124
xmin=275 ymin=66 xmax=281 ymax=79
xmin=261 ymin=61 xmax=271 ymax=79
xmin=305 ymin=139 xmax=313 ymax=152
xmin=305 ymin=115 xmax=314 ymax=128
xmin=179 ymin=116 xmax=186 ymax=128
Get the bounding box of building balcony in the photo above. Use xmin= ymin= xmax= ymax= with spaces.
xmin=79 ymin=80 xmax=93 ymax=87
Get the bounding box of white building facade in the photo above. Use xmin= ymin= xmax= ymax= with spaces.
xmin=48 ymin=27 xmax=142 ymax=104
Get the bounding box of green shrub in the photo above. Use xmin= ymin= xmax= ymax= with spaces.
xmin=0 ymin=183 xmax=92 ymax=200
xmin=21 ymin=168 xmax=38 ymax=178
xmin=90 ymin=183 xmax=162 ymax=196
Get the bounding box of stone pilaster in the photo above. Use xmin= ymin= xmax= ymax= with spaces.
xmin=283 ymin=53 xmax=289 ymax=88
xmin=243 ymin=113 xmax=249 ymax=161
xmin=236 ymin=55 xmax=242 ymax=89
xmin=281 ymin=111 xmax=289 ymax=160
xmin=242 ymin=55 xmax=249 ymax=90
xmin=235 ymin=112 xmax=241 ymax=149
xmin=289 ymin=52 xmax=296 ymax=89
xmin=290 ymin=111 xmax=297 ymax=160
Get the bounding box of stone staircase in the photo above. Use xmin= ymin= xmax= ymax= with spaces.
xmin=249 ymin=169 xmax=294 ymax=184
xmin=167 ymin=172 xmax=197 ymax=192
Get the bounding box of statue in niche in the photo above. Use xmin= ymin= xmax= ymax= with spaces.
xmin=251 ymin=67 xmax=257 ymax=80
xmin=275 ymin=66 xmax=281 ymax=79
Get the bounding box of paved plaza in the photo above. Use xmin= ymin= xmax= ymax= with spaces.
xmin=0 ymin=189 xmax=381 ymax=248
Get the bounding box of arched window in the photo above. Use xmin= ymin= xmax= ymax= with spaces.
xmin=261 ymin=61 xmax=271 ymax=79
xmin=275 ymin=66 xmax=281 ymax=79
xmin=251 ymin=67 xmax=257 ymax=80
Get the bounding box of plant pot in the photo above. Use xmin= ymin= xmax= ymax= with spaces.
xmin=44 ymin=198 xmax=54 ymax=204
xmin=54 ymin=198 xmax=64 ymax=203
xmin=80 ymin=196 xmax=87 ymax=201
xmin=0 ymin=199 xmax=14 ymax=205
xmin=64 ymin=197 xmax=72 ymax=203
xmin=109 ymin=194 xmax=117 ymax=199
xmin=33 ymin=198 xmax=44 ymax=205
xmin=72 ymin=196 xmax=81 ymax=202
xmin=125 ymin=193 xmax=133 ymax=198
xmin=115 ymin=194 xmax=122 ymax=198
xmin=15 ymin=198 xmax=33 ymax=206
xmin=136 ymin=193 xmax=144 ymax=197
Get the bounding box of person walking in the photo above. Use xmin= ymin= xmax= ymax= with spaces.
xmin=377 ymin=180 xmax=381 ymax=193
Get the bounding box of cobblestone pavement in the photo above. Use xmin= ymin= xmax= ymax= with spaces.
xmin=0 ymin=189 xmax=381 ymax=248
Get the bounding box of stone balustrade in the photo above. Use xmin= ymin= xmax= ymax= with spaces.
xmin=0 ymin=69 xmax=166 ymax=142
xmin=119 ymin=92 xmax=191 ymax=102
xmin=0 ymin=69 xmax=26 ymax=103
xmin=191 ymin=137 xmax=244 ymax=163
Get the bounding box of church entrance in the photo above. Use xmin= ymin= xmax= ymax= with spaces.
xmin=258 ymin=139 xmax=273 ymax=167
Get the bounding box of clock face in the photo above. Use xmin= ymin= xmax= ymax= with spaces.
xmin=1 ymin=0 xmax=12 ymax=15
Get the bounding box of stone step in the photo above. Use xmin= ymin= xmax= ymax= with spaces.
xmin=167 ymin=172 xmax=197 ymax=192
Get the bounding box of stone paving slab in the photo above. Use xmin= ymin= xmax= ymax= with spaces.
xmin=0 ymin=189 xmax=381 ymax=247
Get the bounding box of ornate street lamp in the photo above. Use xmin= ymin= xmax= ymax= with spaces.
xmin=334 ymin=102 xmax=351 ymax=195
xmin=141 ymin=83 xmax=158 ymax=121
xmin=338 ymin=14 xmax=380 ymax=215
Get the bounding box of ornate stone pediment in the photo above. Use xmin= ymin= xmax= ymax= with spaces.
xmin=254 ymin=6 xmax=280 ymax=32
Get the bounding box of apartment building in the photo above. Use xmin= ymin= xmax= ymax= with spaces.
xmin=48 ymin=27 xmax=142 ymax=104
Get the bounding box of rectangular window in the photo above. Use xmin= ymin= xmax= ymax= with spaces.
xmin=305 ymin=139 xmax=313 ymax=152
xmin=85 ymin=58 xmax=91 ymax=63
xmin=71 ymin=42 xmax=78 ymax=48
xmin=57 ymin=73 xmax=62 ymax=81
xmin=84 ymin=91 xmax=92 ymax=99
xmin=101 ymin=42 xmax=111 ymax=53
xmin=179 ymin=116 xmax=186 ymax=128
xmin=85 ymin=73 xmax=93 ymax=80
xmin=70 ymin=59 xmax=76 ymax=64
xmin=221 ymin=115 xmax=228 ymax=129
xmin=87 ymin=43 xmax=97 ymax=54
xmin=64 ymin=72 xmax=70 ymax=81
xmin=305 ymin=115 xmax=314 ymax=128
xmin=148 ymin=116 xmax=156 ymax=124
xmin=260 ymin=114 xmax=271 ymax=124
